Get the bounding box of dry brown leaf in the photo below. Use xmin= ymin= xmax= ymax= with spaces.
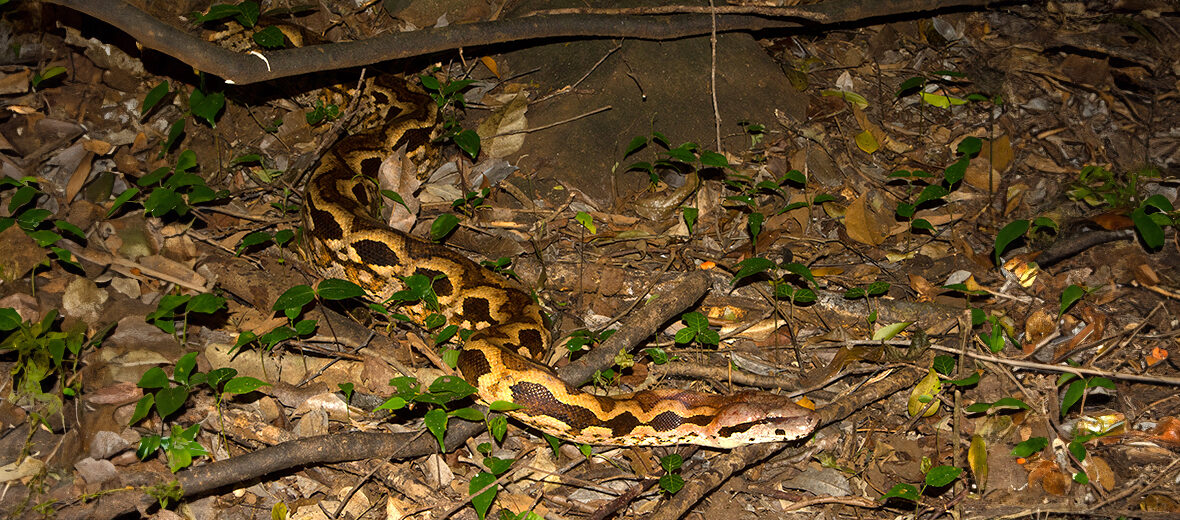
xmin=477 ymin=89 xmax=529 ymax=159
xmin=1083 ymin=455 xmax=1115 ymax=491
xmin=1023 ymin=307 xmax=1057 ymax=354
xmin=1027 ymin=459 xmax=1069 ymax=496
xmin=844 ymin=191 xmax=888 ymax=246
xmin=908 ymin=273 xmax=939 ymax=302
xmin=1149 ymin=416 xmax=1180 ymax=446
xmin=1089 ymin=211 xmax=1133 ymax=230
xmin=82 ymin=139 xmax=113 ymax=155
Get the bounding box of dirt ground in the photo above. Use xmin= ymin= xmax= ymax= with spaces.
xmin=1 ymin=1 xmax=1179 ymax=519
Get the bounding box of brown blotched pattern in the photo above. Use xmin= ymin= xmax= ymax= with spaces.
xmin=302 ymin=77 xmax=819 ymax=447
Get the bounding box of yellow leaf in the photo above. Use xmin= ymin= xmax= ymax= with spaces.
xmin=480 ymin=56 xmax=500 ymax=78
xmin=908 ymin=368 xmax=942 ymax=417
xmin=855 ymin=130 xmax=879 ymax=153
xmin=920 ymin=92 xmax=967 ymax=108
xmin=968 ymin=434 xmax=988 ymax=492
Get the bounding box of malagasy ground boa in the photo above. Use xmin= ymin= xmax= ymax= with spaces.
xmin=301 ymin=76 xmax=818 ymax=448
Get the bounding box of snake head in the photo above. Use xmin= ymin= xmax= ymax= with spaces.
xmin=710 ymin=391 xmax=820 ymax=448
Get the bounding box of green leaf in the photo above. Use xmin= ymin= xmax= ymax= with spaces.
xmin=107 ymin=187 xmax=141 ymax=217
xmin=993 ymin=220 xmax=1030 ymax=265
xmin=142 ymin=81 xmax=171 ymax=117
xmin=698 ymin=150 xmax=729 ymax=169
xmin=483 ymin=455 xmax=514 ymax=475
xmin=190 ymin=91 xmax=225 ymax=127
xmin=138 ymin=366 xmax=170 ymax=389
xmin=154 ymin=386 xmax=190 ymax=419
xmin=920 ymin=91 xmax=967 ymax=108
xmin=236 ymin=231 xmax=273 ymax=253
xmin=0 ymin=308 xmax=22 ymax=331
xmin=896 ymin=76 xmax=926 ymax=96
xmin=163 ymin=119 xmax=185 ymax=153
xmin=659 ymin=473 xmax=684 ymax=494
xmin=747 ymin=211 xmax=764 ymax=242
xmin=428 ymin=375 xmax=478 ymax=399
xmin=681 ymin=206 xmax=698 ymax=234
xmin=945 ymin=371 xmax=980 ymax=387
xmin=1011 ymin=437 xmax=1048 ymax=458
xmin=624 ymin=136 xmax=647 ymax=157
xmin=469 ymin=471 xmax=498 ymax=520
xmin=196 ymin=3 xmax=244 ymax=23
xmin=992 ymin=397 xmax=1031 ymax=411
xmin=129 ymin=394 xmax=154 ymax=426
xmin=944 ymin=157 xmax=968 ymax=185
xmin=316 ymin=278 xmax=366 ymax=300
xmin=660 ymin=454 xmax=683 ymax=473
xmin=489 ymin=400 xmax=522 ymax=412
xmin=272 ymin=284 xmax=315 ymax=311
xmin=53 ymin=220 xmax=86 ymax=241
xmin=454 ymin=129 xmax=480 ymax=159
xmin=376 ymin=396 xmax=407 ymax=412
xmin=957 ymin=137 xmax=983 ymax=157
xmin=222 ymin=376 xmax=270 ymax=394
xmin=186 ymin=293 xmax=226 ymax=314
xmin=575 ymin=211 xmax=596 ymax=234
xmin=1131 ymin=206 xmax=1164 ymax=250
xmin=1059 ymin=284 xmax=1085 ymax=317
xmin=872 ymin=321 xmax=911 ymax=341
xmin=879 ymin=483 xmax=920 ymax=502
xmin=173 ymin=352 xmax=198 ymax=385
xmin=252 ymin=25 xmax=285 ymax=48
xmin=731 ymin=257 xmax=775 ymax=284
xmin=424 ymin=408 xmax=449 ymax=451
xmin=487 ymin=415 xmax=507 ymax=443
xmin=932 ymin=355 xmax=955 ymax=376
xmin=206 ymin=367 xmax=236 ymax=390
xmin=430 ymin=213 xmax=460 ymax=242
xmin=32 ymin=65 xmax=67 ymax=88
xmin=1061 ymin=379 xmax=1084 ymax=417
xmin=914 ymin=184 xmax=949 ymax=206
xmin=925 ymin=465 xmax=962 ymax=487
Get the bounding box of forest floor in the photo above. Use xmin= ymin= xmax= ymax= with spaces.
xmin=1 ymin=1 xmax=1179 ymax=519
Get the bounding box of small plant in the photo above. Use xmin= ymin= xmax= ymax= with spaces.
xmin=624 ymin=132 xmax=730 ymax=186
xmin=235 ymin=228 xmax=296 ymax=256
xmin=235 ymin=278 xmax=367 ymax=353
xmin=146 ymin=292 xmax=226 ymax=343
xmin=658 ymin=454 xmax=685 ymax=494
xmin=419 ymin=73 xmax=480 ymax=158
xmin=892 ymin=137 xmax=981 ymax=233
xmin=674 ymin=311 xmax=719 ymax=347
xmin=108 ymin=150 xmax=229 ymax=219
xmin=469 ymin=442 xmax=516 ymax=520
xmin=193 ymin=1 xmax=292 ymax=50
xmin=131 ymin=352 xmax=269 ymax=471
xmin=1057 ymin=371 xmax=1115 ymax=419
xmin=31 ymin=65 xmax=67 ymax=90
xmin=0 ymin=309 xmax=90 ymax=424
xmin=731 ymin=257 xmax=818 ymax=306
xmin=879 ymin=463 xmax=963 ymax=505
xmin=453 ymin=189 xmax=490 ymax=217
xmin=305 ymin=99 xmax=340 ymax=125
xmin=0 ymin=176 xmax=84 ymax=272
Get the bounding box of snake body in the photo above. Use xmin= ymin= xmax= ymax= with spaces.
xmin=302 ymin=76 xmax=818 ymax=447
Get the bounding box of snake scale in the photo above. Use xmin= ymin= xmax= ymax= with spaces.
xmin=302 ymin=76 xmax=818 ymax=447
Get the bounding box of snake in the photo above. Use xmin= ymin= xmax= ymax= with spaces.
xmin=301 ymin=76 xmax=819 ymax=448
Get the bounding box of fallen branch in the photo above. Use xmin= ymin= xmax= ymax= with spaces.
xmin=44 ymin=0 xmax=1006 ymax=85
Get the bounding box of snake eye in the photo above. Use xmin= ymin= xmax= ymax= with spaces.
xmin=775 ymin=429 xmax=786 ymax=436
